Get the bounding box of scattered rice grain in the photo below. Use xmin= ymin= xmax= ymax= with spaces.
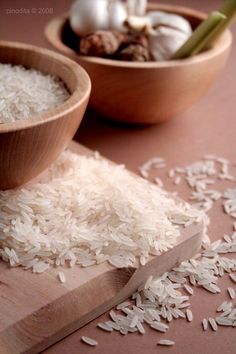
xmin=58 ymin=271 xmax=66 ymax=283
xmin=158 ymin=339 xmax=175 ymax=346
xmin=186 ymin=309 xmax=193 ymax=322
xmin=202 ymin=318 xmax=208 ymax=331
xmin=81 ymin=336 xmax=98 ymax=346
xmin=208 ymin=318 xmax=218 ymax=331
xmin=227 ymin=287 xmax=235 ymax=299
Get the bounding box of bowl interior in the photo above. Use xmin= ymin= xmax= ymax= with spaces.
xmin=0 ymin=41 xmax=91 ymax=132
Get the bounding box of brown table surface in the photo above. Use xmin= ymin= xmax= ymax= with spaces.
xmin=1 ymin=0 xmax=236 ymax=353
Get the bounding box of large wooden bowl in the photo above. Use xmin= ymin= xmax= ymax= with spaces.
xmin=0 ymin=41 xmax=91 ymax=190
xmin=45 ymin=3 xmax=232 ymax=124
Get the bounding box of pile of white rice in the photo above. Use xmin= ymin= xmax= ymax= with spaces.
xmin=0 ymin=150 xmax=201 ymax=273
xmin=0 ymin=63 xmax=69 ymax=123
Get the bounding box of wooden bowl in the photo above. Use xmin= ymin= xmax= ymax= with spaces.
xmin=0 ymin=41 xmax=91 ymax=190
xmin=45 ymin=3 xmax=232 ymax=124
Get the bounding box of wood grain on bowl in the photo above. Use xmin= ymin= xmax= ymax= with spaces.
xmin=45 ymin=3 xmax=232 ymax=124
xmin=0 ymin=41 xmax=91 ymax=190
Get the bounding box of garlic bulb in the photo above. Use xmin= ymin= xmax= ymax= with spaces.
xmin=70 ymin=0 xmax=127 ymax=36
xmin=149 ymin=27 xmax=191 ymax=61
xmin=147 ymin=11 xmax=192 ymax=35
xmin=70 ymin=0 xmax=108 ymax=36
xmin=146 ymin=11 xmax=192 ymax=61
xmin=108 ymin=1 xmax=127 ymax=32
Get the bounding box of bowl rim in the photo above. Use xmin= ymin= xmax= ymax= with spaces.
xmin=45 ymin=3 xmax=233 ymax=69
xmin=0 ymin=40 xmax=91 ymax=133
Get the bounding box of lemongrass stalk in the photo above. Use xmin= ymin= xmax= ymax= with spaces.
xmin=191 ymin=15 xmax=227 ymax=55
xmin=172 ymin=11 xmax=226 ymax=59
xmin=202 ymin=0 xmax=236 ymax=48
xmin=220 ymin=0 xmax=236 ymax=18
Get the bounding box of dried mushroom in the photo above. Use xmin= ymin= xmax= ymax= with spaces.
xmin=80 ymin=31 xmax=126 ymax=57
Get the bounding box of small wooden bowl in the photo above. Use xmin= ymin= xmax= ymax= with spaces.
xmin=45 ymin=3 xmax=232 ymax=124
xmin=0 ymin=41 xmax=91 ymax=190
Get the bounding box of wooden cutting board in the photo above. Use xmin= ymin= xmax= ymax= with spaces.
xmin=0 ymin=141 xmax=203 ymax=354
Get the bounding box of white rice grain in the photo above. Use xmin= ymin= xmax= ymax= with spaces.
xmin=217 ymin=301 xmax=228 ymax=312
xmin=158 ymin=339 xmax=175 ymax=346
xmin=208 ymin=318 xmax=218 ymax=331
xmin=97 ymin=322 xmax=113 ymax=332
xmin=215 ymin=317 xmax=233 ymax=326
xmin=137 ymin=321 xmax=145 ymax=334
xmin=183 ymin=284 xmax=194 ymax=295
xmin=229 ymin=273 xmax=236 ymax=283
xmin=186 ymin=309 xmax=193 ymax=322
xmin=174 ymin=176 xmax=181 ymax=185
xmin=150 ymin=322 xmax=169 ymax=332
xmin=81 ymin=336 xmax=98 ymax=346
xmin=202 ymin=318 xmax=208 ymax=331
xmin=116 ymin=301 xmax=131 ymax=310
xmin=227 ymin=287 xmax=235 ymax=299
xmin=58 ymin=271 xmax=66 ymax=283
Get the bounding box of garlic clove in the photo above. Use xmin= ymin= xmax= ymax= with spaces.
xmin=149 ymin=26 xmax=191 ymax=61
xmin=124 ymin=15 xmax=152 ymax=34
xmin=147 ymin=11 xmax=192 ymax=35
xmin=70 ymin=0 xmax=110 ymax=36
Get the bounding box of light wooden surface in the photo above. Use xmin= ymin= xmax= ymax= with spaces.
xmin=0 ymin=41 xmax=91 ymax=190
xmin=0 ymin=141 xmax=203 ymax=354
xmin=45 ymin=3 xmax=232 ymax=124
